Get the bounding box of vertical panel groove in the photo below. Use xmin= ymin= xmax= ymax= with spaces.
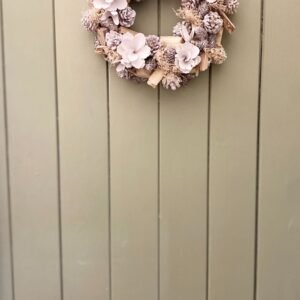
xmin=0 ymin=0 xmax=15 ymax=297
xmin=157 ymin=1 xmax=161 ymax=300
xmin=254 ymin=0 xmax=265 ymax=299
xmin=106 ymin=61 xmax=112 ymax=300
xmin=206 ymin=68 xmax=212 ymax=300
xmin=51 ymin=0 xmax=64 ymax=299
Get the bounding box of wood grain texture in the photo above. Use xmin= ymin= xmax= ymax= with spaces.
xmin=208 ymin=1 xmax=261 ymax=299
xmin=2 ymin=0 xmax=61 ymax=299
xmin=109 ymin=2 xmax=158 ymax=300
xmin=0 ymin=3 xmax=13 ymax=298
xmin=54 ymin=0 xmax=110 ymax=299
xmin=159 ymin=2 xmax=209 ymax=300
xmin=257 ymin=0 xmax=300 ymax=299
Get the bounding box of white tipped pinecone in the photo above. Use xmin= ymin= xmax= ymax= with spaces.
xmin=163 ymin=47 xmax=176 ymax=64
xmin=225 ymin=0 xmax=239 ymax=14
xmin=198 ymin=1 xmax=209 ymax=18
xmin=181 ymin=73 xmax=196 ymax=86
xmin=203 ymin=12 xmax=223 ymax=34
xmin=146 ymin=35 xmax=161 ymax=54
xmin=181 ymin=0 xmax=201 ymax=10
xmin=145 ymin=57 xmax=157 ymax=71
xmin=105 ymin=31 xmax=122 ymax=50
xmin=119 ymin=7 xmax=136 ymax=27
xmin=81 ymin=8 xmax=101 ymax=32
xmin=162 ymin=73 xmax=182 ymax=91
xmin=206 ymin=47 xmax=227 ymax=64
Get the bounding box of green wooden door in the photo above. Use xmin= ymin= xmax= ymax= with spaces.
xmin=1 ymin=0 xmax=299 ymax=300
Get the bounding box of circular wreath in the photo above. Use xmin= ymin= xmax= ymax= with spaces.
xmin=81 ymin=0 xmax=239 ymax=90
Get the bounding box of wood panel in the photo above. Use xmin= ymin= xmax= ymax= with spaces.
xmin=0 ymin=2 xmax=13 ymax=299
xmin=109 ymin=1 xmax=159 ymax=300
xmin=159 ymin=1 xmax=209 ymax=300
xmin=2 ymin=0 xmax=61 ymax=299
xmin=208 ymin=1 xmax=261 ymax=299
xmin=257 ymin=0 xmax=300 ymax=299
xmin=54 ymin=0 xmax=110 ymax=299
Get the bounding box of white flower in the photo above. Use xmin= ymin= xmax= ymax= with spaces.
xmin=93 ymin=0 xmax=127 ymax=11
xmin=101 ymin=10 xmax=120 ymax=25
xmin=117 ymin=33 xmax=151 ymax=69
xmin=175 ymin=42 xmax=201 ymax=74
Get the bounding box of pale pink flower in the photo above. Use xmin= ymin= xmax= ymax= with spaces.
xmin=93 ymin=0 xmax=127 ymax=11
xmin=117 ymin=33 xmax=151 ymax=69
xmin=175 ymin=42 xmax=201 ymax=74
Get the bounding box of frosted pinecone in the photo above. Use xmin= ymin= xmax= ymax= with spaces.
xmin=105 ymin=31 xmax=122 ymax=50
xmin=192 ymin=39 xmax=208 ymax=50
xmin=203 ymin=12 xmax=223 ymax=34
xmin=194 ymin=25 xmax=208 ymax=40
xmin=119 ymin=7 xmax=136 ymax=27
xmin=181 ymin=73 xmax=196 ymax=86
xmin=225 ymin=0 xmax=239 ymax=14
xmin=207 ymin=34 xmax=217 ymax=48
xmin=198 ymin=1 xmax=209 ymax=18
xmin=146 ymin=35 xmax=161 ymax=54
xmin=181 ymin=0 xmax=201 ymax=10
xmin=145 ymin=57 xmax=157 ymax=71
xmin=206 ymin=47 xmax=227 ymax=64
xmin=163 ymin=47 xmax=176 ymax=64
xmin=81 ymin=8 xmax=101 ymax=32
xmin=162 ymin=73 xmax=182 ymax=90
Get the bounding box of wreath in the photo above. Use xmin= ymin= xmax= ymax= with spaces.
xmin=81 ymin=0 xmax=239 ymax=90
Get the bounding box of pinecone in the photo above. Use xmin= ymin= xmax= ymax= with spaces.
xmin=225 ymin=0 xmax=239 ymax=14
xmin=207 ymin=34 xmax=217 ymax=48
xmin=163 ymin=47 xmax=176 ymax=64
xmin=203 ymin=12 xmax=223 ymax=34
xmin=119 ymin=7 xmax=136 ymax=27
xmin=146 ymin=35 xmax=161 ymax=54
xmin=181 ymin=0 xmax=201 ymax=10
xmin=81 ymin=8 xmax=101 ymax=32
xmin=181 ymin=73 xmax=196 ymax=86
xmin=162 ymin=73 xmax=182 ymax=90
xmin=145 ymin=57 xmax=157 ymax=72
xmin=194 ymin=25 xmax=208 ymax=41
xmin=198 ymin=1 xmax=209 ymax=18
xmin=105 ymin=31 xmax=122 ymax=50
xmin=206 ymin=47 xmax=227 ymax=64
xmin=192 ymin=39 xmax=208 ymax=51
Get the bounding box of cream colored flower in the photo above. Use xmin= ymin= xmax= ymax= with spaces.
xmin=175 ymin=42 xmax=201 ymax=74
xmin=93 ymin=0 xmax=127 ymax=11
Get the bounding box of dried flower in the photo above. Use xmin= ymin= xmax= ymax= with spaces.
xmin=117 ymin=33 xmax=151 ymax=69
xmin=93 ymin=0 xmax=127 ymax=11
xmin=175 ymin=42 xmax=201 ymax=73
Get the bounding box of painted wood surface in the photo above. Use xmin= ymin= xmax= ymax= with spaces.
xmin=0 ymin=0 xmax=299 ymax=300
xmin=257 ymin=0 xmax=300 ymax=299
xmin=1 ymin=0 xmax=61 ymax=299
